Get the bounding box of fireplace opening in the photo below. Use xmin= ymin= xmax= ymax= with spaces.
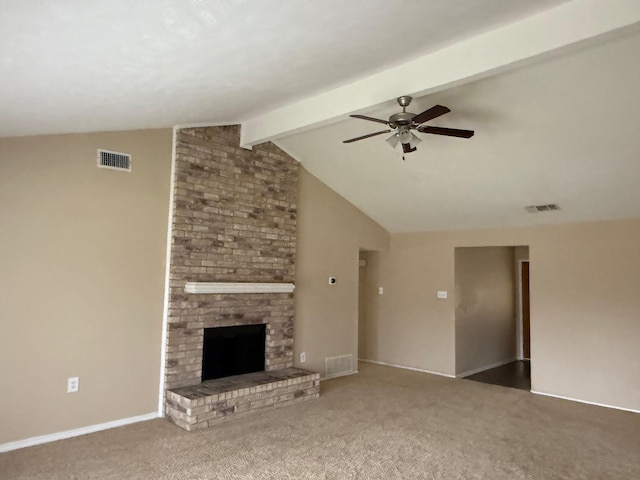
xmin=202 ymin=324 xmax=266 ymax=381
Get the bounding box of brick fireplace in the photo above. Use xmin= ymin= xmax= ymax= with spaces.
xmin=163 ymin=126 xmax=318 ymax=430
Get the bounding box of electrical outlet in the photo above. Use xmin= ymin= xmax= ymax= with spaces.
xmin=67 ymin=377 xmax=79 ymax=393
xmin=300 ymin=352 xmax=306 ymax=363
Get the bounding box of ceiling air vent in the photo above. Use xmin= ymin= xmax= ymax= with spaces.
xmin=98 ymin=149 xmax=131 ymax=172
xmin=525 ymin=203 xmax=560 ymax=213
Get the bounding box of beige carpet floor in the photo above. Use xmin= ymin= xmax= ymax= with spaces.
xmin=1 ymin=362 xmax=639 ymax=479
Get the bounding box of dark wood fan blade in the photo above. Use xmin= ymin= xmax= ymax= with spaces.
xmin=343 ymin=130 xmax=391 ymax=143
xmin=417 ymin=125 xmax=474 ymax=138
xmin=411 ymin=105 xmax=450 ymax=125
xmin=349 ymin=114 xmax=389 ymax=125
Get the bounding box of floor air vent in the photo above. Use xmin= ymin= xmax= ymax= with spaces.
xmin=98 ymin=149 xmax=131 ymax=172
xmin=325 ymin=354 xmax=353 ymax=377
xmin=525 ymin=203 xmax=560 ymax=213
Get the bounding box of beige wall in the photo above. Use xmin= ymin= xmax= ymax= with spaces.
xmin=529 ymin=221 xmax=639 ymax=410
xmin=2 ymin=130 xmax=638 ymax=449
xmin=374 ymin=233 xmax=455 ymax=375
xmin=295 ymin=168 xmax=389 ymax=376
xmin=0 ymin=130 xmax=172 ymax=444
xmin=372 ymin=220 xmax=640 ymax=410
xmin=454 ymin=247 xmax=516 ymax=376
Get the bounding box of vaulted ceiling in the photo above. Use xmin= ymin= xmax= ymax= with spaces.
xmin=2 ymin=0 xmax=640 ymax=232
xmin=277 ymin=28 xmax=640 ymax=232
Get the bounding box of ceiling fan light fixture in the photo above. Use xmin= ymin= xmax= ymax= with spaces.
xmin=398 ymin=129 xmax=413 ymax=144
xmin=386 ymin=131 xmax=421 ymax=156
xmin=407 ymin=132 xmax=421 ymax=149
xmin=385 ymin=133 xmax=400 ymax=149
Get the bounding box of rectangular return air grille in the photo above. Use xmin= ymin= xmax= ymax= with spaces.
xmin=98 ymin=149 xmax=131 ymax=172
xmin=325 ymin=354 xmax=353 ymax=377
xmin=525 ymin=203 xmax=560 ymax=213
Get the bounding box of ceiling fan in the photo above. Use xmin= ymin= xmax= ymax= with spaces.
xmin=343 ymin=96 xmax=474 ymax=158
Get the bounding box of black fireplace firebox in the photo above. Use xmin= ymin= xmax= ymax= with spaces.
xmin=201 ymin=324 xmax=266 ymax=381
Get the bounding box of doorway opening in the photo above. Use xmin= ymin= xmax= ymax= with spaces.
xmin=357 ymin=249 xmax=381 ymax=365
xmin=455 ymin=246 xmax=531 ymax=391
xmin=518 ymin=260 xmax=531 ymax=360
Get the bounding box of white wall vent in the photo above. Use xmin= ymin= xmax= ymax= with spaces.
xmin=325 ymin=354 xmax=353 ymax=377
xmin=525 ymin=203 xmax=560 ymax=213
xmin=98 ymin=149 xmax=131 ymax=172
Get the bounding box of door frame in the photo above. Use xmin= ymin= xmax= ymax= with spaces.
xmin=517 ymin=259 xmax=530 ymax=360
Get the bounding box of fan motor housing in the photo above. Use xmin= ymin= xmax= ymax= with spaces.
xmin=388 ymin=111 xmax=415 ymax=129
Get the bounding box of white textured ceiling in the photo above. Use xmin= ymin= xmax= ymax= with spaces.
xmin=1 ymin=0 xmax=565 ymax=137
xmin=3 ymin=0 xmax=640 ymax=233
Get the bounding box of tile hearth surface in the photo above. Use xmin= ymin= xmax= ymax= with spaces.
xmin=170 ymin=367 xmax=317 ymax=399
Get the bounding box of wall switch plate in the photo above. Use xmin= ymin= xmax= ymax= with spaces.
xmin=67 ymin=377 xmax=79 ymax=393
xmin=378 ymin=287 xmax=384 ymax=295
xmin=437 ymin=291 xmax=448 ymax=299
xmin=300 ymin=352 xmax=306 ymax=363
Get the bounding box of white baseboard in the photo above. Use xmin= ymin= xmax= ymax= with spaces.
xmin=0 ymin=412 xmax=159 ymax=453
xmin=530 ymin=390 xmax=640 ymax=414
xmin=359 ymin=358 xmax=456 ymax=378
xmin=456 ymin=357 xmax=517 ymax=379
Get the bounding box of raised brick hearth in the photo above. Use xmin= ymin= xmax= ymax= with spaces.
xmin=163 ymin=125 xmax=316 ymax=430
xmin=166 ymin=368 xmax=319 ymax=430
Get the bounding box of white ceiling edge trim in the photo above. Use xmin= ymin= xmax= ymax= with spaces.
xmin=240 ymin=0 xmax=640 ymax=148
xmin=184 ymin=282 xmax=295 ymax=294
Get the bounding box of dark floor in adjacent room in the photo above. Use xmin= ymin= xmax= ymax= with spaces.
xmin=463 ymin=360 xmax=531 ymax=391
